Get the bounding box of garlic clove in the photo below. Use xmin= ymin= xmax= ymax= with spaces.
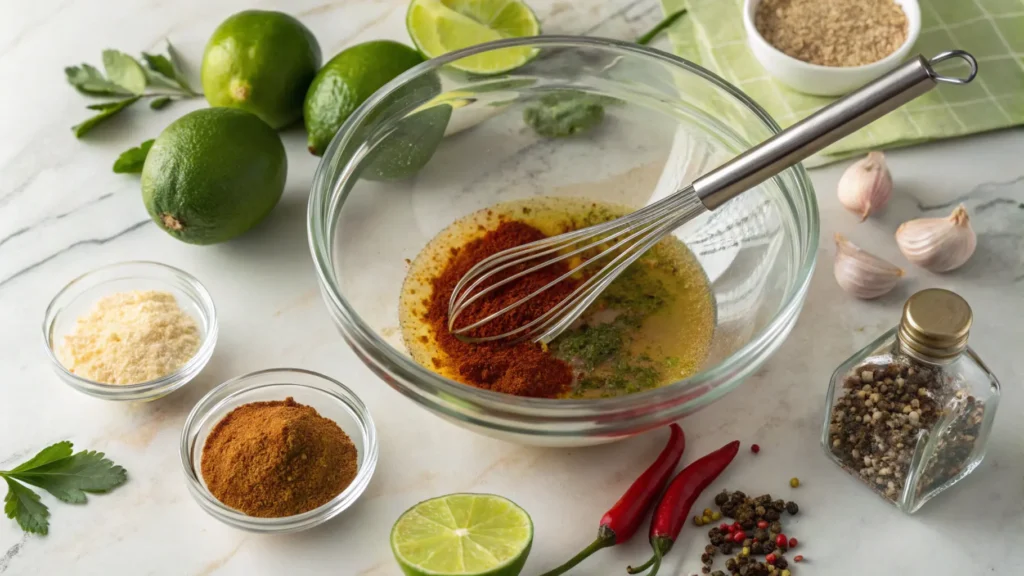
xmin=834 ymin=233 xmax=904 ymax=299
xmin=837 ymin=151 xmax=892 ymax=221
xmin=895 ymin=204 xmax=977 ymax=272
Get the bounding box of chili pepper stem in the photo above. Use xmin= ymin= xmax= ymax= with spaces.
xmin=648 ymin=548 xmax=662 ymax=576
xmin=626 ymin=555 xmax=655 ymax=574
xmin=626 ymin=537 xmax=671 ymax=575
xmin=538 ymin=533 xmax=615 ymax=576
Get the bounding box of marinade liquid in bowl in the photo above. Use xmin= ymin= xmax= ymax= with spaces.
xmin=399 ymin=197 xmax=716 ymax=399
xmin=308 ymin=37 xmax=818 ymax=446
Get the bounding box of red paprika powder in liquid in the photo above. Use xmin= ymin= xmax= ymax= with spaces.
xmin=423 ymin=219 xmax=577 ymax=398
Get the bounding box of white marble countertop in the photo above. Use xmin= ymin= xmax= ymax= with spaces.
xmin=2 ymin=1 xmax=1022 ymax=574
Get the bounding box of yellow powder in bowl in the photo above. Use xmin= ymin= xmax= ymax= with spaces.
xmin=59 ymin=290 xmax=201 ymax=385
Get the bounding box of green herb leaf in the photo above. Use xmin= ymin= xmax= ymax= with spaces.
xmin=64 ymin=64 xmax=133 ymax=96
xmin=149 ymin=96 xmax=172 ymax=110
xmin=143 ymin=41 xmax=195 ymax=95
xmin=101 ymin=50 xmax=147 ymax=95
xmin=142 ymin=69 xmax=181 ymax=92
xmin=6 ymin=450 xmax=127 ymax=504
xmin=86 ymin=99 xmax=133 ymax=111
xmin=141 ymin=52 xmax=176 ymax=80
xmin=166 ymin=41 xmax=189 ymax=81
xmin=1 ymin=442 xmax=127 ymax=535
xmin=112 ymin=139 xmax=154 ymax=173
xmin=523 ymin=91 xmax=607 ymax=138
xmin=8 ymin=442 xmax=73 ymax=474
xmin=3 ymin=478 xmax=49 ymax=535
xmin=72 ymin=96 xmax=140 ymax=138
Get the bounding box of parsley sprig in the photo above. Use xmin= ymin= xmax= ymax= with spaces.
xmin=66 ymin=41 xmax=199 ymax=138
xmin=2 ymin=441 xmax=127 ymax=535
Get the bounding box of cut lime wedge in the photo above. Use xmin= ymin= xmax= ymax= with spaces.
xmin=406 ymin=0 xmax=540 ymax=74
xmin=391 ymin=493 xmax=534 ymax=576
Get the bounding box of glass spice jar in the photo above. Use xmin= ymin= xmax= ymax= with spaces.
xmin=822 ymin=288 xmax=1000 ymax=513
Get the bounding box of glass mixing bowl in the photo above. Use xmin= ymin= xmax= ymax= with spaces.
xmin=309 ymin=36 xmax=818 ymax=446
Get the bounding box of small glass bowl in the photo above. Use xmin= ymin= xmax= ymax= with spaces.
xmin=179 ymin=368 xmax=378 ymax=534
xmin=42 ymin=261 xmax=218 ymax=402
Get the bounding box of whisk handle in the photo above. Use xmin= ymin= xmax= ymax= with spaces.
xmin=692 ymin=50 xmax=978 ymax=210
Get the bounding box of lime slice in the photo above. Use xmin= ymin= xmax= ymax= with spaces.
xmin=391 ymin=493 xmax=534 ymax=576
xmin=406 ymin=0 xmax=540 ymax=74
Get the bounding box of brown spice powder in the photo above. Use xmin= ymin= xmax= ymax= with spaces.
xmin=755 ymin=0 xmax=908 ymax=67
xmin=201 ymin=397 xmax=358 ymax=518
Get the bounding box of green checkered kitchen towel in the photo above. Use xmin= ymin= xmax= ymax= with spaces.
xmin=661 ymin=0 xmax=1024 ymax=165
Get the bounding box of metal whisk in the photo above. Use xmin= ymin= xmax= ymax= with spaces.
xmin=449 ymin=51 xmax=978 ymax=344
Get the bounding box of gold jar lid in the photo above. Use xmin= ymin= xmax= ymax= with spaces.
xmin=898 ymin=288 xmax=972 ymax=360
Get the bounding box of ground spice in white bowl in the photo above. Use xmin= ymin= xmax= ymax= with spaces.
xmin=59 ymin=290 xmax=200 ymax=385
xmin=754 ymin=0 xmax=908 ymax=67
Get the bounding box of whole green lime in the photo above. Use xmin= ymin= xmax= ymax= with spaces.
xmin=201 ymin=10 xmax=321 ymax=129
xmin=304 ymin=40 xmax=425 ymax=156
xmin=141 ymin=108 xmax=287 ymax=245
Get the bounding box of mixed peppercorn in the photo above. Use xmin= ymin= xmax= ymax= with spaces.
xmin=697 ymin=490 xmax=801 ymax=575
xmin=828 ymin=360 xmax=985 ymax=503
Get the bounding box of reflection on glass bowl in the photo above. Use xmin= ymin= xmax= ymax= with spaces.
xmin=308 ymin=36 xmax=818 ymax=446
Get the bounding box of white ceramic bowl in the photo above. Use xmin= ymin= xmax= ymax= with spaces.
xmin=743 ymin=0 xmax=921 ymax=96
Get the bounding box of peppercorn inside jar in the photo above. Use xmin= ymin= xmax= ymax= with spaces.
xmin=821 ymin=288 xmax=1000 ymax=513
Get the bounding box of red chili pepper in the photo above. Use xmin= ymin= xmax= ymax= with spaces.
xmin=538 ymin=425 xmax=685 ymax=576
xmin=626 ymin=440 xmax=740 ymax=576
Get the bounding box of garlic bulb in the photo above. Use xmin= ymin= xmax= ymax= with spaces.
xmin=834 ymin=234 xmax=904 ymax=299
xmin=895 ymin=204 xmax=976 ymax=272
xmin=837 ymin=151 xmax=892 ymax=221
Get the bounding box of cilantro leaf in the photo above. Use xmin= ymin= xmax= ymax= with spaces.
xmin=72 ymin=96 xmax=140 ymax=138
xmin=113 ymin=139 xmax=154 ymax=173
xmin=65 ymin=64 xmax=133 ymax=96
xmin=7 ymin=450 xmax=127 ymax=504
xmin=2 ymin=442 xmax=127 ymax=535
xmin=101 ymin=50 xmax=147 ymax=95
xmin=3 ymin=478 xmax=49 ymax=535
xmin=149 ymin=96 xmax=172 ymax=110
xmin=8 ymin=442 xmax=73 ymax=473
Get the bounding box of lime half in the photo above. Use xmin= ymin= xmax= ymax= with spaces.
xmin=391 ymin=493 xmax=534 ymax=576
xmin=407 ymin=0 xmax=540 ymax=74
